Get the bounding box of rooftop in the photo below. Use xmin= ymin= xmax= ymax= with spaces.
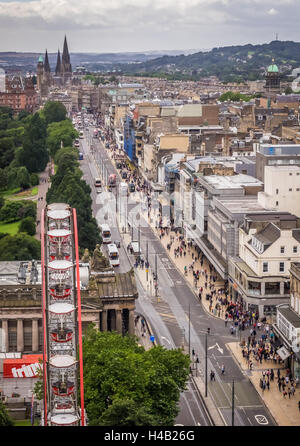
xmin=202 ymin=174 xmax=263 ymax=190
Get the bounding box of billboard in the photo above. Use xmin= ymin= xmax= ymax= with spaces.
xmin=3 ymin=354 xmax=43 ymax=378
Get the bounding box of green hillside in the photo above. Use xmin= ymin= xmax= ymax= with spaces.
xmin=119 ymin=40 xmax=300 ymax=82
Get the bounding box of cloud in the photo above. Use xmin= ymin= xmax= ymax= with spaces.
xmin=0 ymin=0 xmax=299 ymax=51
xmin=268 ymin=8 xmax=279 ymax=15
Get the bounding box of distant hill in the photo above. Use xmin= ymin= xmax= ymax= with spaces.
xmin=0 ymin=50 xmax=206 ymax=73
xmin=117 ymin=40 xmax=300 ymax=82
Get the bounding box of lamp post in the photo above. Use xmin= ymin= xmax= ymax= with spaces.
xmin=232 ymin=379 xmax=235 ymax=427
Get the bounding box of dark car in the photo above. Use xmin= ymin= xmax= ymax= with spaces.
xmin=129 ymin=183 xmax=135 ymax=192
xmin=121 ymin=171 xmax=127 ymax=179
xmin=116 ymin=162 xmax=122 ymax=169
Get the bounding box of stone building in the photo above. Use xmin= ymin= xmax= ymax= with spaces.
xmin=0 ymin=258 xmax=138 ymax=355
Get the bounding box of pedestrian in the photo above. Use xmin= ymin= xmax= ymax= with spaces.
xmin=298 ymin=401 xmax=300 ymax=412
xmin=221 ymin=364 xmax=225 ymax=375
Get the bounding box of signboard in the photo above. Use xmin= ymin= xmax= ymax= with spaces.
xmin=3 ymin=354 xmax=42 ymax=378
xmin=277 ymin=346 xmax=291 ymax=361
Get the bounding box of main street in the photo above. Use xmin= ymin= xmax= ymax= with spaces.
xmin=79 ymin=124 xmax=276 ymax=427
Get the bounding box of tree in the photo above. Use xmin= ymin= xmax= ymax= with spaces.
xmin=0 ymin=168 xmax=8 ymax=190
xmin=82 ymin=326 xmax=190 ymax=426
xmin=46 ymin=120 xmax=78 ymax=158
xmin=19 ymin=216 xmax=36 ymax=236
xmin=98 ymin=398 xmax=156 ymax=426
xmin=0 ymin=400 xmax=14 ymax=426
xmin=16 ymin=166 xmax=31 ymax=190
xmin=0 ymin=233 xmax=40 ymax=260
xmin=30 ymin=173 xmax=39 ymax=186
xmin=17 ymin=113 xmax=48 ymax=173
xmin=43 ymin=101 xmax=67 ymax=126
xmin=285 ymin=86 xmax=293 ymax=95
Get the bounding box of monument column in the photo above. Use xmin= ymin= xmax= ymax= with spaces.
xmin=101 ymin=310 xmax=107 ymax=332
xmin=32 ymin=319 xmax=39 ymax=352
xmin=1 ymin=319 xmax=9 ymax=352
xmin=128 ymin=310 xmax=135 ymax=335
xmin=17 ymin=319 xmax=24 ymax=352
xmin=116 ymin=309 xmax=123 ymax=334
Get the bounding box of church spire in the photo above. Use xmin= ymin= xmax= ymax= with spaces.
xmin=44 ymin=49 xmax=51 ymax=73
xmin=55 ymin=49 xmax=61 ymax=76
xmin=62 ymin=35 xmax=70 ymax=65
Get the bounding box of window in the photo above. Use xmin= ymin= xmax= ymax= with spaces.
xmin=276 ymin=188 xmax=279 ymax=194
xmin=279 ymin=262 xmax=285 ymax=273
xmin=263 ymin=262 xmax=268 ymax=273
xmin=294 ymin=246 xmax=298 ymax=254
xmin=289 ymin=188 xmax=292 ymax=192
xmin=276 ymin=201 xmax=279 ymax=206
xmin=280 ymin=246 xmax=285 ymax=254
xmin=289 ymin=173 xmax=293 ymax=176
xmin=297 ymin=188 xmax=300 ymax=192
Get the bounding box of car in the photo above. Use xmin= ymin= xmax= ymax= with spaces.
xmin=121 ymin=171 xmax=127 ymax=179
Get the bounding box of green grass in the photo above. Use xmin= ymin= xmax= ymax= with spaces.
xmin=0 ymin=187 xmax=21 ymax=198
xmin=14 ymin=419 xmax=39 ymax=426
xmin=30 ymin=187 xmax=38 ymax=196
xmin=0 ymin=220 xmax=21 ymax=235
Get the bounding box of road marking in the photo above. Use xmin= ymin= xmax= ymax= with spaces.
xmin=208 ymin=343 xmax=224 ymax=355
xmin=255 ymin=415 xmax=269 ymax=425
xmin=161 ymin=336 xmax=171 ymax=344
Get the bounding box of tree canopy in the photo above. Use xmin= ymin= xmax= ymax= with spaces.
xmin=42 ymin=101 xmax=67 ymax=125
xmin=0 ymin=233 xmax=40 ymax=260
xmin=46 ymin=119 xmax=78 ymax=159
xmin=82 ymin=326 xmax=190 ymax=426
xmin=0 ymin=400 xmax=14 ymax=426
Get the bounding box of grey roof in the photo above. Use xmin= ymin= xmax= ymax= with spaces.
xmin=278 ymin=306 xmax=300 ymax=328
xmin=292 ymin=229 xmax=300 ymax=243
xmin=255 ymin=223 xmax=281 ymax=247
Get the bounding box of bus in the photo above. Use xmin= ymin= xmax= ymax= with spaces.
xmin=108 ymin=174 xmax=117 ymax=188
xmin=94 ymin=178 xmax=102 ymax=188
xmin=100 ymin=224 xmax=111 ymax=244
xmin=107 ymin=243 xmax=119 ymax=267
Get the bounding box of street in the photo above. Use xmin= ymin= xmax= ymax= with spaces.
xmin=79 ymin=124 xmax=276 ymax=427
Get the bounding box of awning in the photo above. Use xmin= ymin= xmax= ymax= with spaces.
xmin=277 ymin=346 xmax=292 ymax=361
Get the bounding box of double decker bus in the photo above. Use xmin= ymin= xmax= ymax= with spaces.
xmin=107 ymin=243 xmax=119 ymax=267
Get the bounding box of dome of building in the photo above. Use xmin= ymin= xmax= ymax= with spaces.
xmin=267 ymin=60 xmax=279 ymax=73
xmin=38 ymin=55 xmax=44 ymax=63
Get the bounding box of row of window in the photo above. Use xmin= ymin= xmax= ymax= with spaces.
xmin=276 ymin=187 xmax=300 ymax=193
xmin=280 ymin=246 xmax=298 ymax=254
xmin=263 ymin=262 xmax=285 ymax=273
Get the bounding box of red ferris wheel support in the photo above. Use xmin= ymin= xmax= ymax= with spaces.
xmin=41 ymin=204 xmax=85 ymax=426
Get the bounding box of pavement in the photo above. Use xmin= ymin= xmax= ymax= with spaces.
xmin=227 ymin=341 xmax=300 ymax=426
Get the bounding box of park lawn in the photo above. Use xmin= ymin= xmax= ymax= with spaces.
xmin=14 ymin=419 xmax=39 ymax=426
xmin=0 ymin=187 xmax=21 ymax=198
xmin=0 ymin=220 xmax=20 ymax=235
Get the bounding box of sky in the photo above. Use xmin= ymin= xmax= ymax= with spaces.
xmin=0 ymin=0 xmax=299 ymax=53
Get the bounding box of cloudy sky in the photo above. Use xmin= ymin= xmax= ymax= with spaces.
xmin=0 ymin=0 xmax=298 ymax=53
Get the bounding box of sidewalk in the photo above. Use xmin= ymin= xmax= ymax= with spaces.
xmin=104 ymin=139 xmax=227 ymax=320
xmin=227 ymin=341 xmax=300 ymax=426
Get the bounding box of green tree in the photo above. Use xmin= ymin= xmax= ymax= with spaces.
xmin=30 ymin=173 xmax=39 ymax=186
xmin=82 ymin=326 xmax=190 ymax=426
xmin=285 ymin=86 xmax=293 ymax=95
xmin=99 ymin=398 xmax=156 ymax=426
xmin=43 ymin=101 xmax=67 ymax=125
xmin=19 ymin=216 xmax=36 ymax=236
xmin=16 ymin=166 xmax=31 ymax=190
xmin=46 ymin=120 xmax=78 ymax=158
xmin=17 ymin=113 xmax=48 ymax=173
xmin=0 ymin=233 xmax=40 ymax=260
xmin=0 ymin=400 xmax=14 ymax=426
xmin=0 ymin=168 xmax=8 ymax=190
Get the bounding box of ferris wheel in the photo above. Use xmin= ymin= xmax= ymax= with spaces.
xmin=41 ymin=203 xmax=85 ymax=426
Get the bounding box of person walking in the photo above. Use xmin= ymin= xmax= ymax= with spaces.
xmin=221 ymin=364 xmax=225 ymax=375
